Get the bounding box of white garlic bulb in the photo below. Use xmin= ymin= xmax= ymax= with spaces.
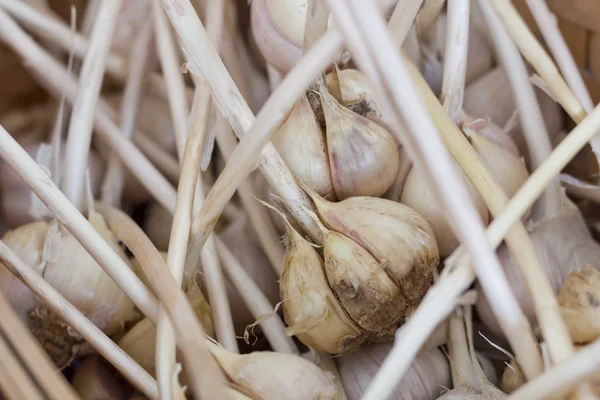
xmin=401 ymin=161 xmax=488 ymax=257
xmin=337 ymin=344 xmax=452 ymax=400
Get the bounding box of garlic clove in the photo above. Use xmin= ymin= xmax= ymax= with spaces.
xmin=558 ymin=265 xmax=600 ymax=344
xmin=462 ymin=114 xmax=520 ymax=157
xmin=476 ymin=207 xmax=600 ymax=337
xmin=319 ymin=84 xmax=400 ymax=200
xmin=336 ymin=344 xmax=452 ymax=400
xmin=272 ymin=95 xmax=334 ymax=199
xmin=321 ymin=227 xmax=405 ymax=336
xmin=280 ymin=222 xmax=363 ymax=354
xmin=325 ymin=68 xmax=384 ymax=127
xmin=304 ymin=188 xmax=439 ymax=304
xmin=71 ymin=356 xmax=128 ymax=400
xmin=207 ymin=339 xmax=339 ymax=400
xmin=401 ymin=162 xmax=488 ymax=257
xmin=465 ymin=127 xmax=530 ymax=199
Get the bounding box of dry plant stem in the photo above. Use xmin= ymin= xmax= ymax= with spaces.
xmin=448 ymin=308 xmax=479 ymax=389
xmin=215 ymin=237 xmax=298 ymax=354
xmin=0 ymin=240 xmax=159 ymax=400
xmin=441 ymin=0 xmax=469 ymax=122
xmin=487 ymin=0 xmax=586 ymax=124
xmin=101 ymin=17 xmax=154 ymax=206
xmin=160 ymin=0 xmax=329 ymax=247
xmin=62 ymin=0 xmax=124 ymax=210
xmin=329 ymin=0 xmax=542 ymax=381
xmin=525 ymin=0 xmax=594 ymax=113
xmin=416 ymin=0 xmax=445 ymax=37
xmin=214 ymin=117 xmax=285 ymax=274
xmin=479 ymin=0 xmax=574 ymax=364
xmin=0 ymin=296 xmax=79 ymax=400
xmin=152 ymin=0 xmax=188 ymax=160
xmin=510 ymin=336 xmax=600 ymax=400
xmin=97 ymin=205 xmax=228 ymax=400
xmin=0 ymin=124 xmax=159 ymax=320
xmin=304 ymin=0 xmax=330 ymax=52
xmin=0 ymin=10 xmax=177 ymax=213
xmin=0 ymin=329 xmax=46 ymax=400
xmin=387 ymin=0 xmax=423 ymax=45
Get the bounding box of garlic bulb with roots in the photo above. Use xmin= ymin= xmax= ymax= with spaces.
xmin=337 ymin=344 xmax=452 ymax=400
xmin=319 ymin=83 xmax=400 ymax=200
xmin=280 ymin=186 xmax=438 ymax=353
xmin=422 ymin=14 xmax=494 ymax=94
xmin=207 ymin=338 xmax=339 ymax=399
xmin=476 ymin=201 xmax=600 ymax=338
xmin=401 ymin=160 xmax=488 ymax=257
xmin=0 ymin=142 xmax=104 ymax=228
xmin=0 ymin=211 xmax=136 ymax=367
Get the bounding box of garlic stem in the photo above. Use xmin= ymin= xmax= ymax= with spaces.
xmin=0 ymin=124 xmax=159 ymax=321
xmin=303 ymin=0 xmax=330 ymax=52
xmin=524 ymin=0 xmax=593 ymax=113
xmin=479 ymin=0 xmax=576 ymax=366
xmin=441 ymin=0 xmax=469 ymax=122
xmin=416 ymin=0 xmax=446 ymax=39
xmin=387 ymin=0 xmax=423 ymax=46
xmin=0 ymin=11 xmax=177 ymax=213
xmin=329 ymin=0 xmax=542 ymax=381
xmin=215 ymin=236 xmax=298 ymax=354
xmin=487 ymin=0 xmax=587 ymax=124
xmin=101 ymin=16 xmax=153 ymax=207
xmin=214 ymin=116 xmax=285 ymax=274
xmin=98 ymin=205 xmax=229 ymax=400
xmin=0 ymin=240 xmax=159 ymax=400
xmin=61 ymin=0 xmax=124 ymax=211
xmin=448 ymin=308 xmax=481 ymax=390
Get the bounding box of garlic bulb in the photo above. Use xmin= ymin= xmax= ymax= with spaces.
xmin=337 ymin=344 xmax=451 ymax=400
xmin=422 ymin=14 xmax=494 ymax=94
xmin=0 ymin=142 xmax=104 ymax=228
xmin=118 ymin=282 xmax=214 ymax=376
xmin=476 ymin=205 xmax=600 ymax=337
xmin=325 ymin=68 xmax=385 ymax=127
xmin=401 ymin=161 xmax=488 ymax=257
xmin=307 ymin=189 xmax=439 ymax=304
xmin=250 ymin=0 xmax=342 ymax=74
xmin=0 ymin=212 xmax=136 ymax=366
xmin=280 ymin=218 xmax=363 ymax=354
xmin=464 ymin=127 xmax=529 ymax=200
xmin=558 ymin=265 xmax=600 ymax=344
xmin=207 ymin=339 xmax=339 ymax=399
xmin=271 ymin=95 xmax=334 ymax=198
xmin=462 ymin=114 xmax=520 ymax=157
xmin=319 ymin=84 xmax=400 ymax=200
xmin=500 ymin=360 xmax=524 ymax=394
xmin=71 ymin=357 xmax=128 ymax=400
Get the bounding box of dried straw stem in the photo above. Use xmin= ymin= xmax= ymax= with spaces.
xmin=0 ymin=293 xmax=79 ymax=400
xmin=214 ymin=116 xmax=285 ymax=274
xmin=0 ymin=124 xmax=159 ymax=320
xmin=160 ymin=0 xmax=329 ymax=257
xmin=215 ymin=237 xmax=298 ymax=354
xmin=61 ymin=0 xmax=124 ymax=210
xmin=0 ymin=240 xmax=158 ymax=400
xmin=97 ymin=205 xmax=228 ymax=400
xmin=0 ymin=10 xmax=177 ymax=213
xmin=101 ymin=16 xmax=154 ymax=206
xmin=329 ymin=0 xmax=542 ymax=386
xmin=388 ymin=0 xmax=423 ymax=45
xmin=441 ymin=0 xmax=469 ymax=122
xmin=416 ymin=0 xmax=445 ymax=37
xmin=524 ymin=0 xmax=594 ymax=113
xmin=510 ymin=336 xmax=600 ymax=400
xmin=479 ymin=0 xmax=573 ymax=363
xmin=487 ymin=0 xmax=586 ymax=124
xmin=304 ymin=0 xmax=330 ymax=51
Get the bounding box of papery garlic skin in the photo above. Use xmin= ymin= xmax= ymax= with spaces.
xmin=322 ymin=228 xmax=403 ymax=336
xmin=558 ymin=265 xmax=600 ymax=344
xmin=462 ymin=115 xmax=520 ymax=157
xmin=337 ymin=344 xmax=451 ymax=400
xmin=401 ymin=163 xmax=488 ymax=257
xmin=272 ymin=96 xmax=334 ymax=198
xmin=280 ymin=225 xmax=363 ymax=354
xmin=438 ymin=386 xmax=507 ymax=399
xmin=320 ymin=87 xmax=400 ymax=200
xmin=309 ymin=193 xmax=439 ymax=306
xmin=476 ymin=207 xmax=600 ymax=337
